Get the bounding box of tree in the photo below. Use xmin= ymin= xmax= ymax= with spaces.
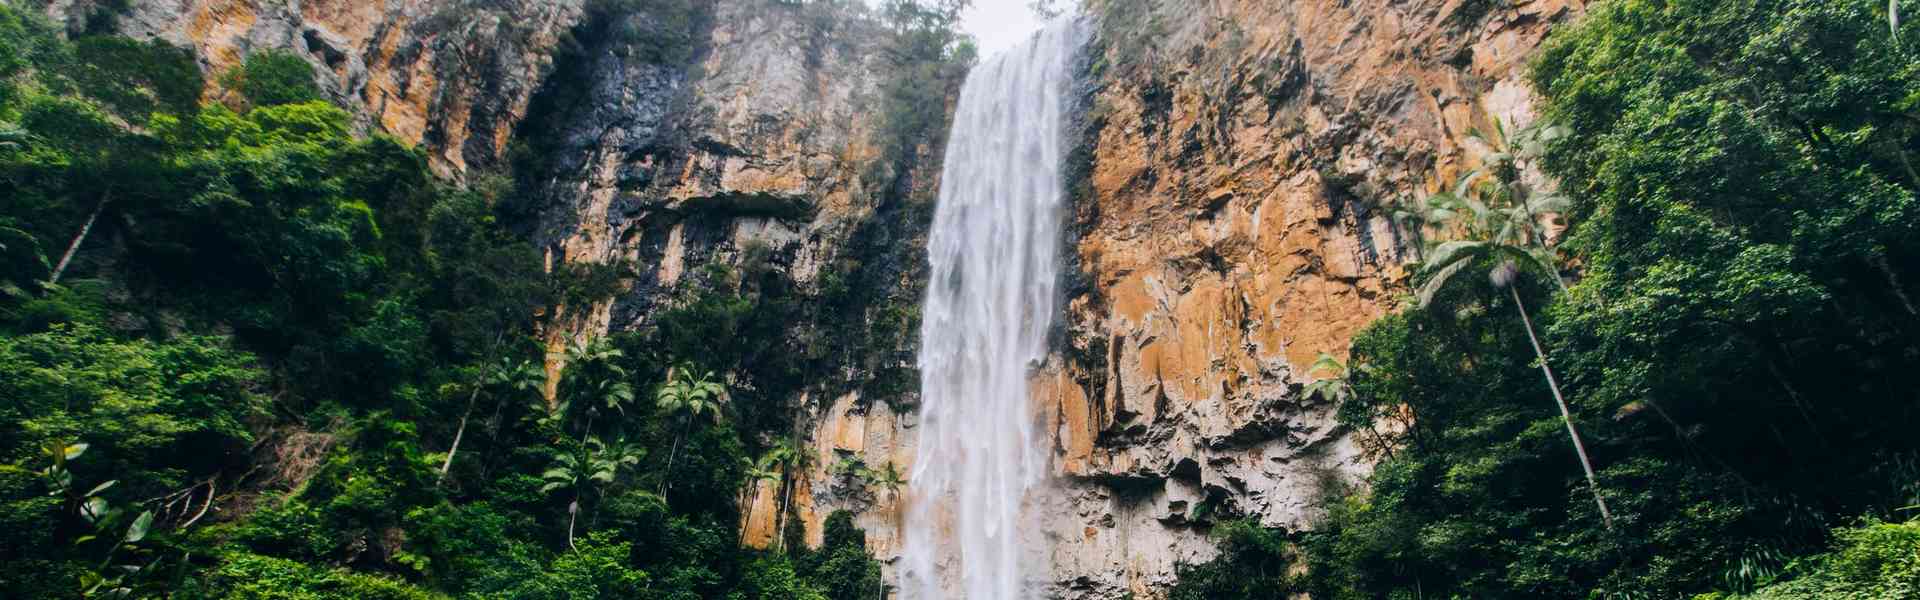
xmin=654 ymin=364 xmax=725 ymax=492
xmin=439 ymin=357 xmax=543 ymax=482
xmin=547 ymin=338 xmax=635 ymax=437
xmin=1413 ymin=120 xmax=1613 ymax=530
xmin=741 ymin=451 xmax=784 ymax=543
xmin=866 ymin=461 xmax=906 ymax=528
xmin=221 ymin=49 xmax=320 ymax=108
xmin=766 ymin=438 xmax=816 ymax=551
xmin=25 ymin=98 xmax=152 ymax=286
xmin=540 ymin=436 xmax=643 ymax=550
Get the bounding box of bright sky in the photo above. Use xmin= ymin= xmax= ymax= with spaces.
xmin=958 ymin=0 xmax=1050 ymax=58
xmin=861 ymin=0 xmax=1056 ymax=58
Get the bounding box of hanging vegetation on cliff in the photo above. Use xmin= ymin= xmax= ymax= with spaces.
xmin=0 ymin=1 xmax=911 ymax=597
xmin=1170 ymin=0 xmax=1920 ymax=597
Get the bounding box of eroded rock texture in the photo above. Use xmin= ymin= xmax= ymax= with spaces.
xmin=41 ymin=0 xmax=1581 ymax=595
xmin=1028 ymin=0 xmax=1581 ymax=595
xmin=38 ymin=0 xmax=583 ymax=176
xmin=41 ymin=0 xmax=950 ymax=576
xmin=504 ymin=1 xmax=954 ymax=558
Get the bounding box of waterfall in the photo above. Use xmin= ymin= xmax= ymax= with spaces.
xmin=901 ymin=21 xmax=1084 ymax=600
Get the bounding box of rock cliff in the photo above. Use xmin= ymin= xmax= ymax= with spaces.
xmin=1029 ymin=0 xmax=1580 ymax=595
xmin=37 ymin=0 xmax=952 ymax=570
xmin=38 ymin=0 xmax=582 ymax=176
xmin=39 ymin=0 xmax=1580 ymax=595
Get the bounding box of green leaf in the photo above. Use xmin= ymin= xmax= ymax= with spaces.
xmin=86 ymin=480 xmax=118 ymax=497
xmin=65 ymin=443 xmax=90 ymax=460
xmin=83 ymin=497 xmax=109 ymax=523
xmin=1418 ymin=255 xmax=1478 ymax=309
xmin=124 ymin=511 xmax=152 ymax=543
xmin=1527 ymin=193 xmax=1571 ymax=215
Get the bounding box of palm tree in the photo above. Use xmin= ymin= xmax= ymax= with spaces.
xmin=440 ymin=357 xmax=543 ymax=483
xmin=1414 ymin=119 xmax=1614 ymax=530
xmin=546 ymin=338 xmax=635 ymax=438
xmin=41 ymin=117 xmax=143 ymax=287
xmin=740 ymin=452 xmax=783 ymax=543
xmin=541 ymin=436 xmax=643 ymax=550
xmin=831 ymin=455 xmax=869 ymax=482
xmin=1464 ymin=118 xmax=1572 ymax=246
xmin=1302 ymin=353 xmax=1354 ymax=404
xmin=868 ymin=461 xmax=907 ymax=524
xmin=654 ymin=364 xmax=725 ymax=492
xmin=768 ymin=438 xmax=814 ymax=551
xmin=1389 ymin=193 xmax=1451 ymax=261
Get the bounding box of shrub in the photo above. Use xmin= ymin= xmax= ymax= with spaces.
xmin=1732 ymin=520 xmax=1920 ymax=599
xmin=194 ymin=552 xmax=442 ymax=600
xmin=497 ymin=531 xmax=650 ymax=600
xmin=0 ymin=324 xmax=264 ymax=496
xmin=223 ymin=50 xmax=320 ymax=107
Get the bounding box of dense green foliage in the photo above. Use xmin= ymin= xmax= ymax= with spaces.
xmin=1166 ymin=520 xmax=1306 ymax=600
xmin=219 ymin=49 xmax=320 ymax=107
xmin=1171 ymin=0 xmax=1920 ymax=597
xmin=0 ymin=3 xmax=896 ymax=598
xmin=1722 ymin=519 xmax=1920 ymax=600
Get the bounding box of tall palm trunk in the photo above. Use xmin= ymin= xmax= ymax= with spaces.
xmin=775 ymin=470 xmax=795 ymax=551
xmin=567 ymin=492 xmax=580 ymax=551
xmin=1510 ymin=286 xmax=1615 ymax=531
xmin=740 ymin=482 xmax=761 ymax=545
xmin=662 ymin=415 xmax=688 ymax=494
xmin=436 ymin=387 xmax=481 ymax=484
xmin=443 ymin=335 xmax=508 ymax=485
xmin=49 ymin=188 xmax=111 ymax=285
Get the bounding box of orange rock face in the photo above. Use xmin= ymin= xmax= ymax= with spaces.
xmin=46 ymin=0 xmax=582 ymax=177
xmin=58 ymin=0 xmax=1577 ymax=594
xmin=1032 ymin=0 xmax=1580 ymax=595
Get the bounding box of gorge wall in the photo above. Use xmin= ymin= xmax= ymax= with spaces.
xmin=38 ymin=0 xmax=582 ymax=176
xmin=37 ymin=0 xmax=1580 ymax=596
xmin=1031 ymin=0 xmax=1579 ymax=595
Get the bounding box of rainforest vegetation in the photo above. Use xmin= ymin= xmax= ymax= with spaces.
xmin=1169 ymin=0 xmax=1920 ymax=598
xmin=0 ymin=0 xmax=972 ymax=598
xmin=3 ymin=0 xmax=1918 ymax=597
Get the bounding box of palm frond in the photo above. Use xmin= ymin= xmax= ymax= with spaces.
xmin=1417 ymin=242 xmax=1489 ymax=308
xmin=1421 ymin=240 xmax=1486 ymax=272
xmin=1527 ymin=193 xmax=1571 ymax=215
xmin=1303 ymin=379 xmax=1343 ymax=402
xmin=1308 ymin=353 xmax=1346 ymax=379
xmin=1492 ymin=245 xmax=1567 ymax=292
xmin=1453 ymin=170 xmax=1484 ymax=199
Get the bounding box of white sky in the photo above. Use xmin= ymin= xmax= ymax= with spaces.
xmin=860 ymin=0 xmax=1055 ymax=58
xmin=958 ymin=0 xmax=1050 ymax=58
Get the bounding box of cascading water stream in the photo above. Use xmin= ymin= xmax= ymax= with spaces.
xmin=901 ymin=21 xmax=1084 ymax=600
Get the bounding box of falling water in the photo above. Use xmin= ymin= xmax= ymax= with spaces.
xmin=901 ymin=21 xmax=1084 ymax=600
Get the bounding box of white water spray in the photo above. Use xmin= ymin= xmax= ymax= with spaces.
xmin=901 ymin=21 xmax=1083 ymax=600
